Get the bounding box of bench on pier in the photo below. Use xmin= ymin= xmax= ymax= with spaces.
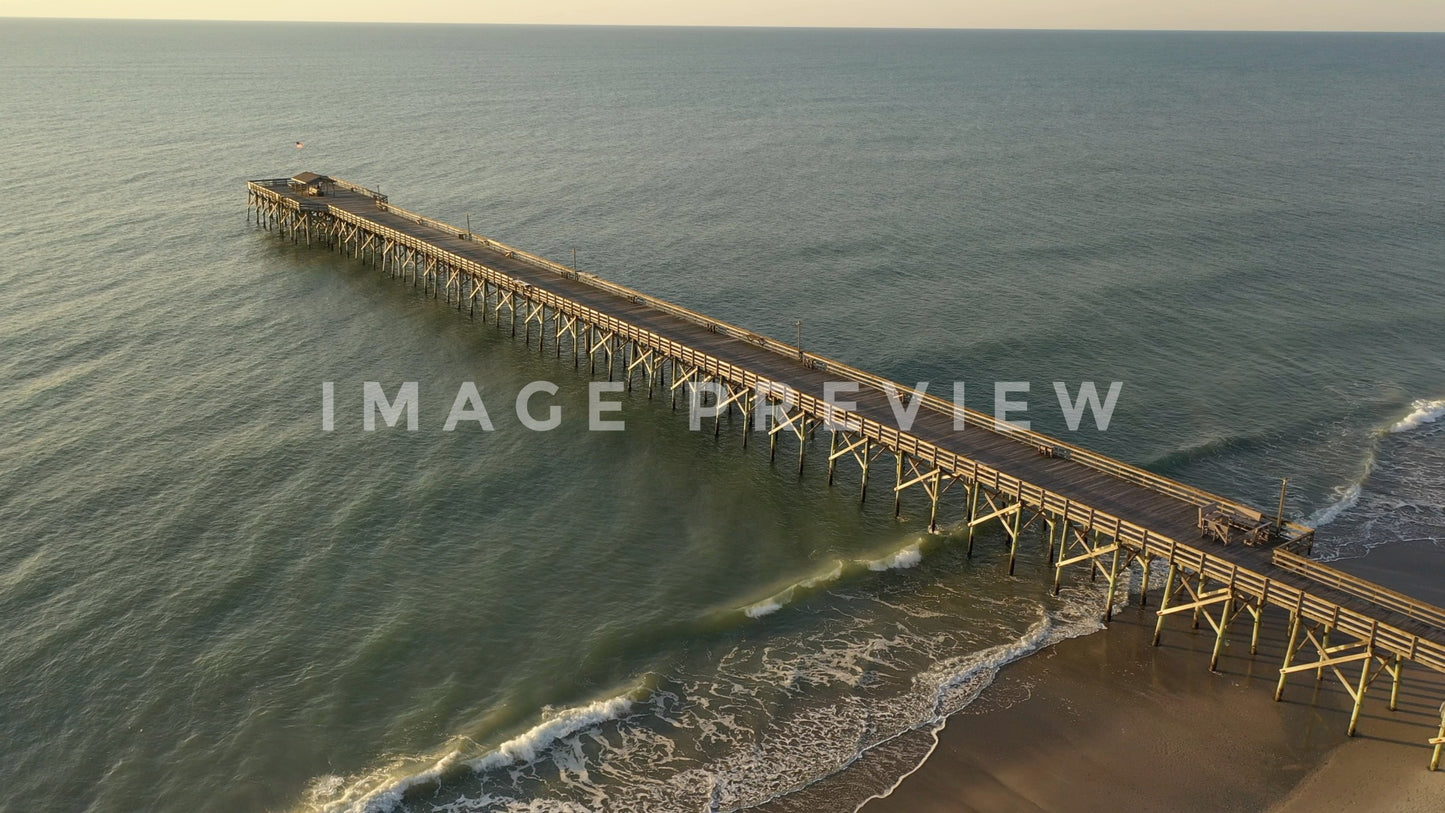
xmin=1198 ymin=503 xmax=1272 ymax=546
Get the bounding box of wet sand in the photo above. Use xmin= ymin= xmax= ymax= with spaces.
xmin=864 ymin=541 xmax=1445 ymax=813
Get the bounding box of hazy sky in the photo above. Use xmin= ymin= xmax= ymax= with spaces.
xmin=4 ymin=1 xmax=1444 ymax=31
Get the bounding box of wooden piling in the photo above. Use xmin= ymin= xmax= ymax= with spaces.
xmin=1431 ymin=703 xmax=1445 ymax=771
xmin=1153 ymin=562 xmax=1178 ymax=646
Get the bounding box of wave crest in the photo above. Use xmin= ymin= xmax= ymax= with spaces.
xmin=1389 ymin=398 xmax=1445 ymax=434
xmin=1306 ymin=482 xmax=1364 ymax=529
xmin=466 ymin=693 xmax=636 ymax=773
xmin=866 ymin=542 xmax=923 ymax=572
xmin=310 ymin=689 xmax=642 ymax=813
xmin=736 ymin=538 xmax=932 ymax=621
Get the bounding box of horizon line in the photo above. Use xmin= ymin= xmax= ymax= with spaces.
xmin=3 ymin=16 xmax=1444 ymax=34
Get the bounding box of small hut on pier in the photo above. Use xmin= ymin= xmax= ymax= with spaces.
xmin=289 ymin=172 xmax=336 ymax=197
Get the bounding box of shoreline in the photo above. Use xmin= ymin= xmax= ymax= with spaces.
xmin=859 ymin=541 xmax=1445 ymax=813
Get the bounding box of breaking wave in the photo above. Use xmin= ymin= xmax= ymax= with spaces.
xmin=309 ymin=689 xmax=644 ymax=813
xmin=300 ymin=544 xmax=1110 ymax=813
xmin=865 ymin=542 xmax=924 ymax=572
xmin=465 ymin=693 xmax=639 ymax=774
xmin=1389 ymin=398 xmax=1445 ymax=434
xmin=739 ymin=561 xmax=847 ymax=620
xmin=1307 ymin=480 xmax=1367 ymax=530
xmin=732 ymin=536 xmax=933 ymax=622
xmin=1307 ymin=395 xmax=1445 ymax=560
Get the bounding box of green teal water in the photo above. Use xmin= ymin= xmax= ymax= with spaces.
xmin=0 ymin=21 xmax=1442 ymax=812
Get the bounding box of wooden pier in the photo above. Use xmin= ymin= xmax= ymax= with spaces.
xmin=249 ymin=174 xmax=1445 ymax=765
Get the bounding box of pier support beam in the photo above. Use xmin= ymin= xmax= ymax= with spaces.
xmin=1152 ymin=561 xmax=1179 ymax=646
xmin=964 ymin=482 xmax=982 ymax=557
xmin=857 ymin=440 xmax=873 ymax=503
xmin=893 ymin=453 xmax=905 ymax=518
xmin=1102 ymin=542 xmax=1124 ymax=623
xmin=762 ymin=405 xmax=810 ymax=474
xmin=1275 ymin=616 xmax=1390 ymax=737
xmin=1153 ymin=564 xmax=1234 ymax=654
xmin=797 ymin=416 xmax=810 ymax=476
xmin=740 ymin=390 xmax=753 ymax=448
xmin=1431 ymin=703 xmax=1445 ymax=771
xmin=1052 ymin=523 xmax=1120 ymax=604
xmin=893 ymin=455 xmax=948 ymax=534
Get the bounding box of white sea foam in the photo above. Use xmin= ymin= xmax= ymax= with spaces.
xmin=304 ymin=775 xmax=347 ymax=801
xmin=312 ymin=691 xmax=639 ymax=813
xmin=852 ymin=587 xmax=1107 ymax=811
xmin=318 ymin=749 xmax=467 ymax=813
xmin=739 ymin=561 xmax=847 ymax=619
xmin=742 ymin=540 xmax=930 ymax=621
xmin=1303 ymin=396 xmax=1442 ymax=532
xmin=1306 ymin=482 xmax=1363 ymax=528
xmin=865 ymin=542 xmax=924 ymax=572
xmin=465 ymin=693 xmax=636 ymax=773
xmin=325 ymin=549 xmax=1114 ymax=813
xmin=1389 ymin=398 xmax=1445 ymax=434
xmin=1306 ymin=396 xmax=1445 ymax=561
xmin=744 ymin=599 xmax=783 ymax=619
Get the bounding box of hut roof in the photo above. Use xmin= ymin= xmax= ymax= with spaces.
xmin=291 ymin=172 xmax=333 ymax=185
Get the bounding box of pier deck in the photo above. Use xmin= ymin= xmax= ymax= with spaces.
xmin=249 ymin=174 xmax=1445 ymax=763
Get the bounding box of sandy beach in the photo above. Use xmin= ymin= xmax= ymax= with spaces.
xmin=864 ymin=541 xmax=1445 ymax=813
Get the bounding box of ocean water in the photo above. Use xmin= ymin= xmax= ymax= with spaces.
xmin=1 ymin=20 xmax=1443 ymax=812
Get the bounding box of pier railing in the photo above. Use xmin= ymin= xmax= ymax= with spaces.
xmin=1273 ymin=548 xmax=1445 ymax=632
xmin=246 ymin=178 xmax=388 ymax=202
xmin=1162 ymin=543 xmax=1445 ymax=673
xmin=345 ymin=180 xmax=1312 ymax=547
xmin=332 ymin=178 xmax=388 ymax=203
